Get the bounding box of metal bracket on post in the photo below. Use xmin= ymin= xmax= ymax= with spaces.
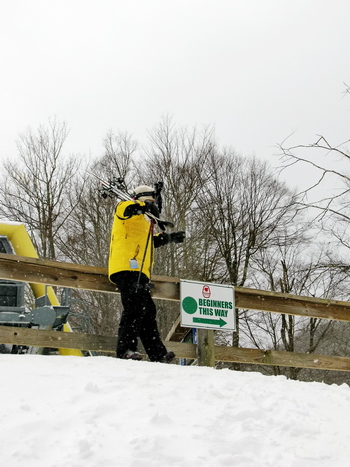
xmin=196 ymin=329 xmax=215 ymax=367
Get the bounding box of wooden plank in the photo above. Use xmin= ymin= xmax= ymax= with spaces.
xmin=165 ymin=315 xmax=190 ymax=342
xmin=214 ymin=346 xmax=350 ymax=372
xmin=0 ymin=253 xmax=179 ymax=300
xmin=0 ymin=252 xmax=116 ymax=293
xmin=0 ymin=325 xmax=196 ymax=357
xmin=235 ymin=287 xmax=350 ymax=322
xmin=1 ymin=253 xmax=350 ymax=324
xmin=197 ymin=329 xmax=215 ymax=367
xmin=1 ymin=326 xmax=350 ymax=372
xmin=0 ymin=325 xmax=117 ymax=352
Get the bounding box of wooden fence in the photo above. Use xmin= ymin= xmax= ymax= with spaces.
xmin=1 ymin=252 xmax=350 ymax=370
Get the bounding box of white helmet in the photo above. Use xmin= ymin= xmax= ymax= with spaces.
xmin=134 ymin=185 xmax=155 ymax=202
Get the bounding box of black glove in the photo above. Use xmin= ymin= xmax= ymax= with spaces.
xmin=154 ymin=232 xmax=170 ymax=248
xmin=169 ymin=231 xmax=186 ymax=243
xmin=144 ymin=200 xmax=160 ymax=218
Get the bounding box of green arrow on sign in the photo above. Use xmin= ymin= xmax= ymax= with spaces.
xmin=193 ymin=317 xmax=227 ymax=327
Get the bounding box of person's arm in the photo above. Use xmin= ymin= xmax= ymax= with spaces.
xmin=123 ymin=200 xmax=159 ymax=218
xmin=154 ymin=231 xmax=186 ymax=248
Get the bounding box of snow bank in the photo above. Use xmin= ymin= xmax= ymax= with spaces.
xmin=0 ymin=354 xmax=349 ymax=466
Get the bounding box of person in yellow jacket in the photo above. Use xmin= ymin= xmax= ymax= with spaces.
xmin=109 ymin=184 xmax=185 ymax=362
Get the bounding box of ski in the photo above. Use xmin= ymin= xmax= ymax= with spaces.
xmin=89 ymin=172 xmax=174 ymax=229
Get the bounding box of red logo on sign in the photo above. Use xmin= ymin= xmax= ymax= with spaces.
xmin=202 ymin=285 xmax=211 ymax=298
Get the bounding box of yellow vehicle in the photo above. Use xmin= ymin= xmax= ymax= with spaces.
xmin=0 ymin=222 xmax=83 ymax=356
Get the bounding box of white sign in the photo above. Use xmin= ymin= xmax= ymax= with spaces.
xmin=180 ymin=279 xmax=236 ymax=331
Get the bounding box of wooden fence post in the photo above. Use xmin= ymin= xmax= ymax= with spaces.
xmin=197 ymin=329 xmax=215 ymax=367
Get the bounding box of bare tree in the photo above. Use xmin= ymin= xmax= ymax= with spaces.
xmin=245 ymin=240 xmax=340 ymax=378
xmin=138 ymin=116 xmax=217 ymax=279
xmin=195 ymin=150 xmax=300 ymax=348
xmin=278 ymin=83 xmax=350 ymax=228
xmin=134 ymin=119 xmax=302 ymax=347
xmin=278 ymin=128 xmax=350 ymax=294
xmin=57 ymin=131 xmax=139 ymax=336
xmin=115 ymin=117 xmax=220 ymax=339
xmin=0 ymin=118 xmax=84 ymax=260
xmin=59 ymin=130 xmax=138 ymax=266
xmin=278 ymin=134 xmax=350 ymax=223
xmin=100 ymin=130 xmax=138 ymax=186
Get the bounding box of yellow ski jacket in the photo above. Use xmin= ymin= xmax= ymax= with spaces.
xmin=108 ymin=200 xmax=157 ymax=280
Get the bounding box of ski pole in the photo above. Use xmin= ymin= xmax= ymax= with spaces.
xmin=136 ymin=218 xmax=155 ymax=288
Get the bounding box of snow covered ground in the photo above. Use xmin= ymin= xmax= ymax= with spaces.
xmin=0 ymin=354 xmax=349 ymax=467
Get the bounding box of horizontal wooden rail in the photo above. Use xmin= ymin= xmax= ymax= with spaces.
xmin=0 ymin=326 xmax=117 ymax=353
xmin=0 ymin=253 xmax=179 ymax=300
xmin=1 ymin=253 xmax=350 ymax=325
xmin=1 ymin=326 xmax=349 ymax=372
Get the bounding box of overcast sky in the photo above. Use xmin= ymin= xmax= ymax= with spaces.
xmin=1 ymin=0 xmax=349 ymax=188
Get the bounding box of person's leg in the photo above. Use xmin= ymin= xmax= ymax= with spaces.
xmin=117 ymin=295 xmax=141 ymax=357
xmin=111 ymin=272 xmax=143 ymax=358
xmin=111 ymin=272 xmax=174 ymax=362
xmin=138 ymin=290 xmax=168 ymax=361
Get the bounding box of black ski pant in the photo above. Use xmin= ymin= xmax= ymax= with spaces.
xmin=110 ymin=271 xmax=167 ymax=362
